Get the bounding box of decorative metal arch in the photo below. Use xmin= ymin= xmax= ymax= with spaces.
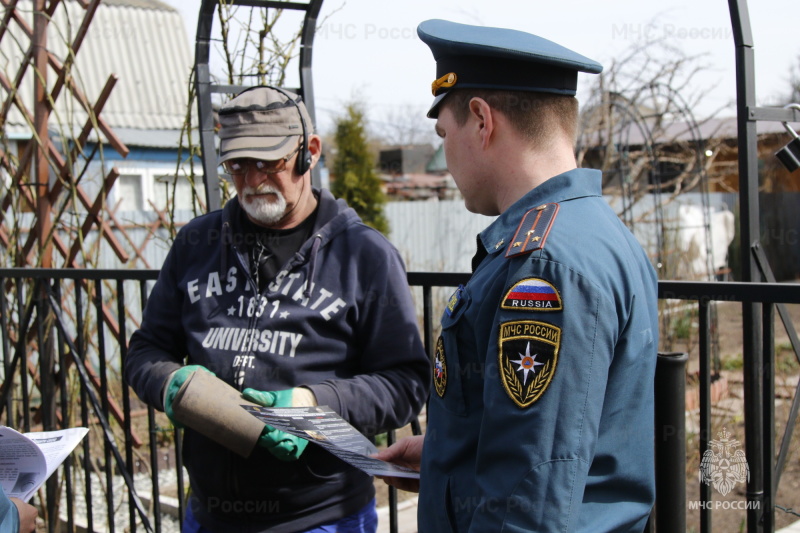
xmin=577 ymin=82 xmax=725 ymax=392
xmin=194 ymin=0 xmax=325 ymax=211
xmin=577 ymin=82 xmax=715 ymax=280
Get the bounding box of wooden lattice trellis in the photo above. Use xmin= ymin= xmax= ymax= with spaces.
xmin=0 ymin=0 xmax=183 ymax=443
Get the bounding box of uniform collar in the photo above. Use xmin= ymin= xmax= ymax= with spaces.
xmin=479 ymin=168 xmax=602 ymax=254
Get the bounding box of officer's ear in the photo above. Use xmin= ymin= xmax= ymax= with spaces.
xmin=469 ymin=97 xmax=495 ymax=149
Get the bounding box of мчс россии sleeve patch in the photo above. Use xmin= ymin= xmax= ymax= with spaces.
xmin=498 ymin=320 xmax=560 ymax=408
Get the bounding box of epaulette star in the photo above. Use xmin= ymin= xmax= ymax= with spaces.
xmin=505 ymin=203 xmax=559 ymax=258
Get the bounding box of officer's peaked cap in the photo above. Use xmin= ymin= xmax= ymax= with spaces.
xmin=417 ymin=19 xmax=603 ymax=117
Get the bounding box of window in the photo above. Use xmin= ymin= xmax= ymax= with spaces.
xmin=154 ymin=174 xmax=207 ymax=212
xmin=117 ymin=174 xmax=144 ymax=211
xmin=107 ymin=166 xmax=207 ymax=214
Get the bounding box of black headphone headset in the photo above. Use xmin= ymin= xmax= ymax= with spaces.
xmin=233 ymin=85 xmax=313 ymax=175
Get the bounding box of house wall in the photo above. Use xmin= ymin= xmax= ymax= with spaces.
xmin=79 ymin=146 xmax=206 ymax=215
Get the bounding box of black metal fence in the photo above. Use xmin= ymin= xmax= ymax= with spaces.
xmin=1 ymin=268 xmax=800 ymax=533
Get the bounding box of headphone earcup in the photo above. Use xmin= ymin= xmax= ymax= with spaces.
xmin=295 ymin=140 xmax=311 ymax=175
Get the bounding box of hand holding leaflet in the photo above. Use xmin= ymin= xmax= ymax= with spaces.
xmin=0 ymin=426 xmax=88 ymax=502
xmin=242 ymin=405 xmax=420 ymax=479
xmin=372 ymin=436 xmax=423 ymax=493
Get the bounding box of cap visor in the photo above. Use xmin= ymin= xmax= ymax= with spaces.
xmin=427 ymin=93 xmax=450 ymax=118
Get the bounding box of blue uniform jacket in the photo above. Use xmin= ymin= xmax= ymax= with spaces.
xmin=420 ymin=169 xmax=658 ymax=532
xmin=0 ymin=486 xmax=19 ymax=533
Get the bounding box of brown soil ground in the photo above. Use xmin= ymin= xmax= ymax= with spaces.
xmin=672 ymin=300 xmax=800 ymax=532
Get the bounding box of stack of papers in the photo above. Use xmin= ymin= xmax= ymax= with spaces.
xmin=243 ymin=405 xmax=419 ymax=479
xmin=0 ymin=426 xmax=89 ymax=502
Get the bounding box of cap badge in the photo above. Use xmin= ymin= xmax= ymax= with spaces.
xmin=431 ymin=72 xmax=458 ymax=95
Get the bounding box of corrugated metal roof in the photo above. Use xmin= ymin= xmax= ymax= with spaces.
xmin=1 ymin=0 xmax=192 ymax=134
xmin=101 ymin=0 xmax=175 ymax=11
xmin=579 ymin=115 xmax=790 ymax=147
xmin=107 ymin=127 xmax=185 ymax=148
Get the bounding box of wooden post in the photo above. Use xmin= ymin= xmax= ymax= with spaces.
xmin=33 ymin=3 xmax=58 ymax=528
xmin=33 ymin=0 xmax=52 ymax=267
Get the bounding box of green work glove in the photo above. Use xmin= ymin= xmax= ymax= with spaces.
xmin=242 ymin=387 xmax=315 ymax=462
xmin=163 ymin=365 xmax=215 ymax=428
xmin=241 ymin=388 xmax=294 ymax=408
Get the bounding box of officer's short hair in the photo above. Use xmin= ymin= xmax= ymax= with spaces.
xmin=441 ymin=89 xmax=579 ymax=145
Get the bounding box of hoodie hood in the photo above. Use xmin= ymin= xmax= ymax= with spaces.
xmin=219 ymin=188 xmax=363 ymax=288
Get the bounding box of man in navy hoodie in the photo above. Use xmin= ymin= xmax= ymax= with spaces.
xmin=125 ymin=86 xmax=430 ymax=533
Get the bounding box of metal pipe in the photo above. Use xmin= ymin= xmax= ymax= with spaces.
xmin=54 ymin=282 xmax=76 ymax=532
xmin=0 ymin=277 xmax=12 ymax=419
xmin=763 ymin=303 xmax=775 ymax=531
xmin=386 ymin=430 xmax=398 ymax=533
xmin=654 ymin=351 xmax=688 ymax=533
xmin=94 ymin=280 xmax=115 ymax=533
xmin=699 ymin=303 xmax=712 ymax=533
xmin=118 ymin=279 xmax=138 ymax=532
xmin=195 ymin=0 xmax=220 ymax=210
xmin=728 ymin=1 xmax=764 ymax=527
xmin=76 ymin=282 xmax=96 ymax=533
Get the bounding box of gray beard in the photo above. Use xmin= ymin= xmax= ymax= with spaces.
xmin=240 ymin=186 xmax=287 ymax=226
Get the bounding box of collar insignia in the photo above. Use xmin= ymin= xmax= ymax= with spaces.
xmin=505 ymin=203 xmax=559 ymax=258
xmin=445 ymin=284 xmax=465 ymax=317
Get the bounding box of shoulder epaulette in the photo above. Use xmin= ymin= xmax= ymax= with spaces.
xmin=505 ymin=202 xmax=559 ymax=258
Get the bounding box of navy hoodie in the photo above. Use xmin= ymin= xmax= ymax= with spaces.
xmin=125 ymin=189 xmax=430 ymax=532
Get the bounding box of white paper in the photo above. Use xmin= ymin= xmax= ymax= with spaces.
xmin=243 ymin=405 xmax=420 ymax=479
xmin=0 ymin=426 xmax=89 ymax=502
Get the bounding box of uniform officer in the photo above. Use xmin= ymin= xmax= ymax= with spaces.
xmin=376 ymin=19 xmax=659 ymax=532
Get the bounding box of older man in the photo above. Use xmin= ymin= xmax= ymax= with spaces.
xmin=126 ymin=86 xmax=429 ymax=533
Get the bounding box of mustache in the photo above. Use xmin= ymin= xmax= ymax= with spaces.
xmin=243 ymin=185 xmax=281 ymax=196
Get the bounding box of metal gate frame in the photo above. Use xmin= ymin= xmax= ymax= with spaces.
xmin=194 ymin=0 xmax=325 ymax=211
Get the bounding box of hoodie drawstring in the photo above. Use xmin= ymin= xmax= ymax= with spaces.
xmin=221 ymin=221 xmax=233 ymax=276
xmin=304 ymin=234 xmax=323 ymax=299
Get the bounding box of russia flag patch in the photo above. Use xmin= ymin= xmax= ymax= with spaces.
xmin=501 ymin=278 xmax=562 ymax=311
